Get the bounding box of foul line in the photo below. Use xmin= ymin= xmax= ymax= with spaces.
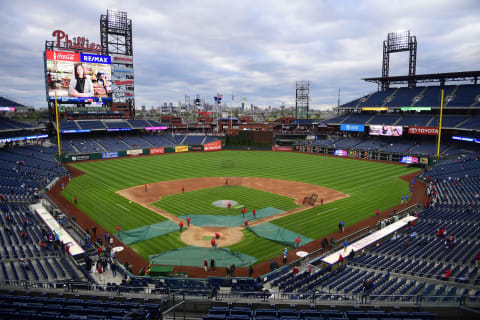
xmin=316 ymin=207 xmax=338 ymax=216
xmin=117 ymin=204 xmax=130 ymax=212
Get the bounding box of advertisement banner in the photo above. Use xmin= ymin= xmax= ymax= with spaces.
xmin=150 ymin=147 xmax=165 ymax=155
xmin=274 ymin=145 xmax=293 ymax=151
xmin=0 ymin=134 xmax=48 ymax=143
xmin=46 ymin=50 xmax=112 ymax=104
xmin=400 ymin=156 xmax=419 ymax=164
xmin=408 ymin=126 xmax=438 ymax=135
xmin=127 ymin=149 xmax=142 ymax=156
xmin=420 ymin=158 xmax=429 ymax=165
xmin=114 ymin=80 xmax=134 ymax=86
xmin=71 ymin=154 xmax=90 ymax=161
xmin=334 ymin=149 xmax=348 ymax=156
xmin=46 ymin=50 xmax=80 ymax=62
xmin=145 ymin=127 xmax=168 ymax=131
xmin=81 ymin=54 xmax=111 ymax=64
xmin=175 ymin=146 xmax=189 ymax=153
xmin=401 ymin=107 xmax=432 ymax=111
xmin=191 ymin=146 xmax=203 ymax=151
xmin=204 ymin=140 xmax=222 ymax=151
xmin=340 ymin=124 xmax=365 ymax=132
xmin=112 ymin=67 xmax=133 ymax=73
xmin=362 ymin=107 xmax=388 ymax=111
xmin=369 ymin=125 xmax=403 ymax=136
xmin=102 ymin=152 xmax=119 ymax=159
xmin=111 ymin=54 xmax=134 ymax=65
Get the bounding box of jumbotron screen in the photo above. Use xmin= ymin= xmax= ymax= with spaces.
xmin=369 ymin=125 xmax=403 ymax=137
xmin=45 ymin=50 xmax=112 ymax=104
xmin=400 ymin=156 xmax=419 ymax=164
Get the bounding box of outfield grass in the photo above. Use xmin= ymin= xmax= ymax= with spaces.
xmin=153 ymin=186 xmax=298 ymax=216
xmin=64 ymin=151 xmax=418 ymax=263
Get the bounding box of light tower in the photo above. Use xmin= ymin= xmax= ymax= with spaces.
xmin=382 ymin=30 xmax=417 ymax=90
xmin=295 ymin=81 xmax=310 ymax=119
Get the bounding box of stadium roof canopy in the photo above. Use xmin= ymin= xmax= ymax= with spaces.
xmin=363 ymin=70 xmax=480 ymax=86
xmin=0 ymin=96 xmax=27 ymax=108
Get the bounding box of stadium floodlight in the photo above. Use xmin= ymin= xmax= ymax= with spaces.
xmin=382 ymin=30 xmax=417 ymax=90
xmin=387 ymin=30 xmax=411 ymax=52
xmin=107 ymin=8 xmax=128 ymax=30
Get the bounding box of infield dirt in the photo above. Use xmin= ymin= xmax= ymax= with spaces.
xmin=116 ymin=177 xmax=348 ymax=247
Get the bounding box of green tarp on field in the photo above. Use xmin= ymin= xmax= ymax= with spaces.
xmin=178 ymin=207 xmax=283 ymax=227
xmin=247 ymin=222 xmax=314 ymax=246
xmin=115 ymin=220 xmax=179 ymax=245
xmin=148 ymin=246 xmax=257 ymax=267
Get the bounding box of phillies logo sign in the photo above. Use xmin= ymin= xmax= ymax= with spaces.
xmin=52 ymin=30 xmax=102 ymax=53
xmin=408 ymin=126 xmax=439 ymax=135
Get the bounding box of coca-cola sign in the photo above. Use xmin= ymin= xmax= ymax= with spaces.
xmin=408 ymin=126 xmax=439 ymax=135
xmin=52 ymin=30 xmax=102 ymax=53
xmin=46 ymin=50 xmax=80 ymax=62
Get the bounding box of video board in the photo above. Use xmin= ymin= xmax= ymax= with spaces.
xmin=400 ymin=156 xmax=419 ymax=164
xmin=369 ymin=125 xmax=403 ymax=137
xmin=45 ymin=50 xmax=112 ymax=104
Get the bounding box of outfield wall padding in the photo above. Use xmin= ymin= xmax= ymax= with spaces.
xmin=115 ymin=220 xmax=179 ymax=245
xmin=246 ymin=222 xmax=314 ymax=247
xmin=148 ymin=246 xmax=257 ymax=267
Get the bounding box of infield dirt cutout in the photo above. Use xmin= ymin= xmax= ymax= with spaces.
xmin=116 ymin=177 xmax=347 ymax=247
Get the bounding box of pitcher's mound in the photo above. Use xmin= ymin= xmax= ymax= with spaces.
xmin=212 ymin=200 xmax=238 ymax=208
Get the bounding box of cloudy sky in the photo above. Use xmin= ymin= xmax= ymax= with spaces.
xmin=0 ymin=0 xmax=479 ymax=109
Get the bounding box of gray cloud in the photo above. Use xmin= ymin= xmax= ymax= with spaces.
xmin=0 ymin=0 xmax=479 ymax=109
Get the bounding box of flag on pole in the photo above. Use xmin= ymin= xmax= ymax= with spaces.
xmin=242 ymin=96 xmax=246 ymax=102
xmin=232 ymin=92 xmax=234 ymax=101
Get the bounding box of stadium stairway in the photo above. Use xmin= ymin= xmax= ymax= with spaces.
xmin=410 ymin=87 xmax=429 ymax=107
xmin=381 ymin=88 xmax=400 ymax=107
xmin=443 ymin=86 xmax=460 ymax=107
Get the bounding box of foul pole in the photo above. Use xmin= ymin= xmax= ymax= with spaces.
xmin=436 ymin=89 xmax=444 ymax=157
xmin=54 ymin=92 xmax=61 ymax=156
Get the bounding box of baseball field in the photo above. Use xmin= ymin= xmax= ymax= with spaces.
xmin=62 ymin=150 xmax=418 ymax=265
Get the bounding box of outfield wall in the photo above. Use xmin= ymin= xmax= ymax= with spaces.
xmin=294 ymin=144 xmax=436 ymax=166
xmin=59 ymin=140 xmax=222 ymax=162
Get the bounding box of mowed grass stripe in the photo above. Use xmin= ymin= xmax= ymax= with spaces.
xmin=272 ymin=178 xmax=408 ymax=238
xmin=66 ymin=151 xmax=418 ymax=260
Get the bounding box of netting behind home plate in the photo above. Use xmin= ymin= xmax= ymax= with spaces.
xmin=148 ymin=246 xmax=257 ymax=267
